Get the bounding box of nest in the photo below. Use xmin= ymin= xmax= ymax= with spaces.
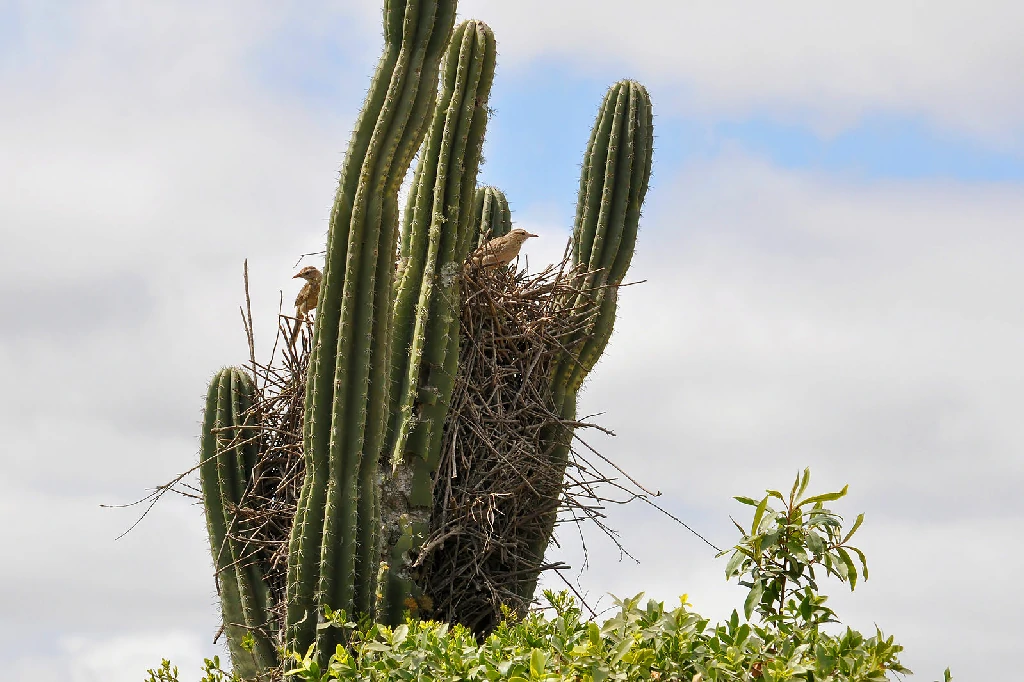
xmin=125 ymin=254 xmax=660 ymax=653
xmin=415 ymin=252 xmax=640 ymax=635
xmin=230 ymin=285 xmax=311 ymax=641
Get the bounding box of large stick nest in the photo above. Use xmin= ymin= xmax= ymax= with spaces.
xmin=415 ymin=254 xmax=629 ymax=634
xmin=131 ymin=252 xmax=658 ymax=652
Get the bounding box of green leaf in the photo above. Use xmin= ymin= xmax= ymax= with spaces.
xmin=744 ymin=580 xmax=764 ymax=620
xmin=851 ymin=545 xmax=869 ymax=580
xmin=836 ymin=546 xmax=857 ymax=588
xmin=804 ymin=530 xmax=824 ymax=555
xmin=796 ymin=468 xmax=811 ymax=500
xmin=588 ymin=621 xmax=601 ymax=647
xmin=842 ymin=513 xmax=865 ymax=544
xmin=725 ymin=549 xmax=746 ymax=579
xmin=734 ymin=496 xmax=760 ymax=506
xmin=798 ymin=485 xmax=849 ymax=507
xmin=530 ymin=648 xmax=546 ymax=678
xmin=751 ymin=496 xmax=770 ymax=535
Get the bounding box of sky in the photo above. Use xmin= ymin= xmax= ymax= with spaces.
xmin=2 ymin=1 xmax=1022 ymax=679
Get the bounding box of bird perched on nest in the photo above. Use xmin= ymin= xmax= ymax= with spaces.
xmin=289 ymin=265 xmax=322 ymax=347
xmin=471 ymin=228 xmax=538 ymax=269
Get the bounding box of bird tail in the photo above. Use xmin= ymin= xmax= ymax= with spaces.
xmin=288 ymin=313 xmax=305 ymax=349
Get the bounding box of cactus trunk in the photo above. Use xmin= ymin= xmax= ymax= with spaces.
xmin=285 ymin=0 xmax=457 ymax=661
xmin=382 ymin=18 xmax=496 ymax=623
xmin=200 ymin=367 xmax=277 ymax=678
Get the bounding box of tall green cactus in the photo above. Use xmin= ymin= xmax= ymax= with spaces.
xmin=472 ymin=185 xmax=513 ymax=246
xmin=284 ymin=0 xmax=458 ymax=661
xmin=198 ymin=1 xmax=653 ymax=664
xmin=523 ymin=79 xmax=654 ymax=601
xmin=382 ymin=18 xmax=496 ymax=624
xmin=200 ymin=367 xmax=277 ymax=679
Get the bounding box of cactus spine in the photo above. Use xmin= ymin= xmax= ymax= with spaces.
xmin=524 ymin=80 xmax=654 ymax=600
xmin=200 ymin=367 xmax=277 ymax=678
xmin=472 ymin=185 xmax=513 ymax=245
xmin=383 ymin=19 xmax=496 ymax=623
xmin=284 ymin=0 xmax=458 ymax=661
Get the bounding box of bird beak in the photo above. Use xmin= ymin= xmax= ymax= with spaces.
xmin=527 ymin=232 xmax=539 ymax=238
xmin=292 ymin=272 xmax=304 ymax=279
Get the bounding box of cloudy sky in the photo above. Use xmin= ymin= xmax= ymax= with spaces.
xmin=3 ymin=1 xmax=1022 ymax=679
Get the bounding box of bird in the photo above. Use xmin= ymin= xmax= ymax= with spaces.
xmin=470 ymin=228 xmax=538 ymax=269
xmin=289 ymin=265 xmax=322 ymax=347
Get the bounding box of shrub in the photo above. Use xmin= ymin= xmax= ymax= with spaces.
xmin=150 ymin=470 xmax=951 ymax=682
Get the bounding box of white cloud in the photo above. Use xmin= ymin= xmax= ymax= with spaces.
xmin=0 ymin=3 xmax=354 ymax=679
xmin=532 ymin=153 xmax=1024 ymax=679
xmin=3 ymin=2 xmax=1022 ymax=681
xmin=457 ymin=0 xmax=1024 ymax=143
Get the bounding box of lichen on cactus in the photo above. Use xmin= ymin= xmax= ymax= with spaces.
xmin=382 ymin=17 xmax=497 ymax=624
xmin=284 ymin=0 xmax=458 ymax=662
xmin=199 ymin=367 xmax=277 ymax=678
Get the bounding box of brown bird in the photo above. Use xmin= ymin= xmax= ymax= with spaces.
xmin=289 ymin=265 xmax=322 ymax=347
xmin=471 ymin=228 xmax=538 ymax=269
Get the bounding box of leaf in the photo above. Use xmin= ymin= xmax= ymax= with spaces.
xmin=804 ymin=530 xmax=824 ymax=556
xmin=851 ymin=545 xmax=869 ymax=580
xmin=836 ymin=546 xmax=857 ymax=588
xmin=610 ymin=637 xmax=634 ymax=665
xmin=743 ymin=580 xmax=764 ymax=620
xmin=842 ymin=513 xmax=865 ymax=544
xmin=734 ymin=496 xmax=760 ymax=506
xmin=751 ymin=496 xmax=770 ymax=535
xmin=797 ymin=468 xmax=811 ymax=500
xmin=588 ymin=621 xmax=601 ymax=647
xmin=798 ymin=485 xmax=849 ymax=507
xmin=530 ymin=648 xmax=546 ymax=678
xmin=725 ymin=549 xmax=746 ymax=579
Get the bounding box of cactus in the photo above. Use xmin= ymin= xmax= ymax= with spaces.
xmin=199 ymin=367 xmax=277 ymax=678
xmin=284 ymin=0 xmax=458 ymax=661
xmin=382 ymin=18 xmax=496 ymax=624
xmin=523 ymin=80 xmax=654 ymax=600
xmin=198 ymin=0 xmax=652 ymax=660
xmin=472 ymin=185 xmax=513 ymax=246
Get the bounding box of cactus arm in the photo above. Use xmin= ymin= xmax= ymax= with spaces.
xmin=472 ymin=185 xmax=513 ymax=246
xmin=381 ymin=20 xmax=496 ymax=622
xmin=200 ymin=368 xmax=277 ymax=678
xmin=522 ymin=81 xmax=653 ymax=605
xmin=389 ymin=20 xmax=496 ymax=471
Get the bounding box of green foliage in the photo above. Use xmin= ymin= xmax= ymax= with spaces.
xmin=145 ymin=656 xmax=238 ymax=682
xmin=722 ymin=468 xmax=868 ymax=625
xmin=165 ymin=470 xmax=951 ymax=681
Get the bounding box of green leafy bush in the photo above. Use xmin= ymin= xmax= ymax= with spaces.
xmin=150 ymin=471 xmax=951 ymax=682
